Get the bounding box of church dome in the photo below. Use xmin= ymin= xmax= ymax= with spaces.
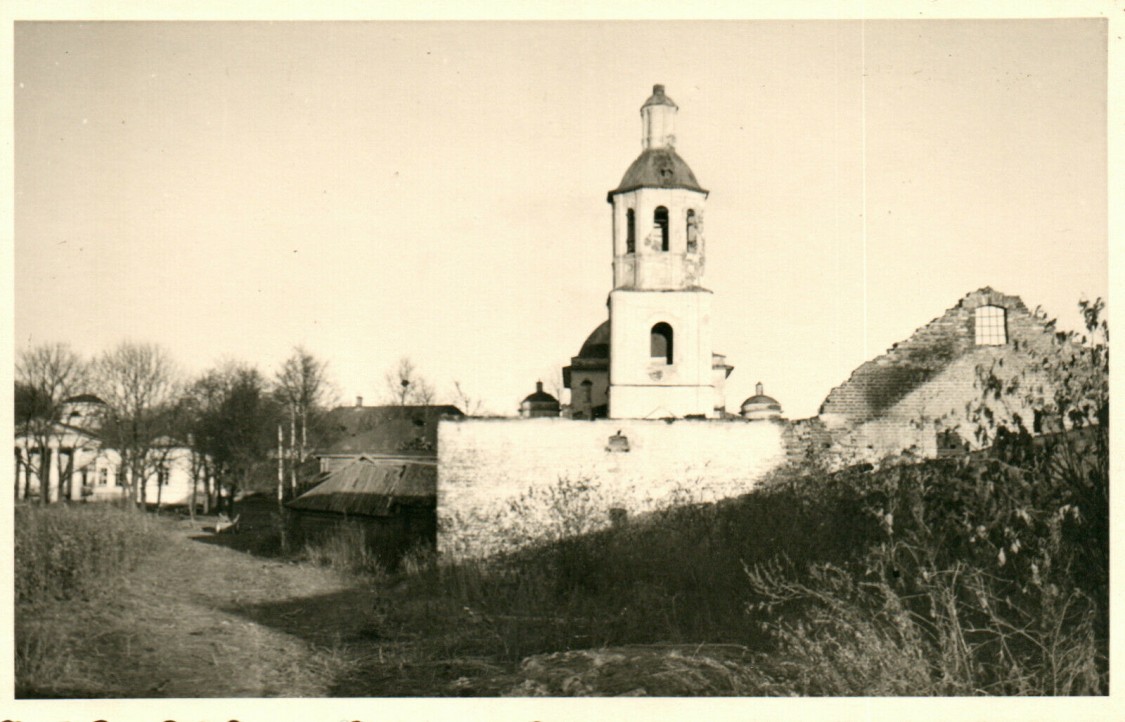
xmin=577 ymin=320 xmax=610 ymax=359
xmin=520 ymin=382 xmax=560 ymax=418
xmin=740 ymin=383 xmax=783 ymax=421
xmin=609 ymin=147 xmax=706 ymax=198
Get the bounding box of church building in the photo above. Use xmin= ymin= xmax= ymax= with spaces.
xmin=564 ymin=85 xmax=734 ymax=420
xmin=436 ymin=85 xmax=1076 ymax=561
xmin=439 ymin=86 xmax=790 ymax=559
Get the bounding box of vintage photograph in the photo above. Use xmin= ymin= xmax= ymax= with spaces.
xmin=10 ymin=14 xmax=1109 ymax=706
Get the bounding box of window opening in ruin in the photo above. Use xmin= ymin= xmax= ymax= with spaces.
xmin=654 ymin=206 xmax=669 ymax=251
xmin=651 ymin=322 xmax=674 ymax=364
xmin=626 ymin=208 xmax=636 ymax=253
xmin=974 ymin=305 xmax=1007 ymax=345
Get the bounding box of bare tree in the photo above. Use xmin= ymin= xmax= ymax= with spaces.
xmin=384 ymin=357 xmax=435 ymax=407
xmin=451 ymin=380 xmax=484 ymax=416
xmin=93 ymin=342 xmax=181 ymax=510
xmin=539 ymin=365 xmax=567 ymax=407
xmin=182 ymin=367 xmax=229 ymax=513
xmin=15 ymin=343 xmax=89 ymax=503
xmin=274 ymin=346 xmax=335 ymax=494
xmin=187 ymin=362 xmax=283 ymax=515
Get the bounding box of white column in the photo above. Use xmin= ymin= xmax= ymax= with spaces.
xmin=50 ymin=445 xmax=62 ymax=502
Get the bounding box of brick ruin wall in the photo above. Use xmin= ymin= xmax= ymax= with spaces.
xmin=437 ymin=417 xmax=787 ymax=559
xmin=816 ymin=289 xmax=1062 ymax=464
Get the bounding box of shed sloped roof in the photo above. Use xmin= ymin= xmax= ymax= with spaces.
xmin=286 ymin=457 xmax=436 ymax=517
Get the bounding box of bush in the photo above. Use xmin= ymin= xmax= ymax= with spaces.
xmin=737 ymin=298 xmax=1109 ymax=695
xmin=744 ymin=425 xmax=1108 ymax=695
xmin=15 ymin=503 xmax=167 ymax=604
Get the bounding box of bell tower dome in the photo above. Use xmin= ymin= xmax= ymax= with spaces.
xmin=606 ymin=85 xmax=730 ymax=419
xmin=608 ymin=85 xmax=709 ymax=291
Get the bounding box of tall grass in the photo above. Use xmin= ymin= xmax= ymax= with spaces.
xmin=15 ymin=502 xmax=170 ymax=697
xmin=389 ymin=426 xmax=1107 ymax=695
xmin=15 ymin=503 xmax=167 ymax=604
xmin=300 ymin=522 xmax=390 ymax=580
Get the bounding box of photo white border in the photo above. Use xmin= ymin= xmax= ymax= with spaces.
xmin=1 ymin=1 xmax=1120 ymax=720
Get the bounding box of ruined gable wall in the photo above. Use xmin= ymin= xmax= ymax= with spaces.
xmin=817 ymin=289 xmax=1060 ymax=463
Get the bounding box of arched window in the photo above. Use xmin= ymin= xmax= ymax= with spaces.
xmin=654 ymin=206 xmax=669 ymax=251
xmin=626 ymin=209 xmax=635 ymax=254
xmin=686 ymin=209 xmax=698 ymax=252
xmin=974 ymin=305 xmax=1007 ymax=345
xmin=650 ymin=322 xmax=674 ymax=364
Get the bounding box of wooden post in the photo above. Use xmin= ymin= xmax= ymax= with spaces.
xmin=277 ymin=424 xmax=285 ymax=505
xmin=301 ymin=411 xmax=307 ymax=463
xmin=289 ymin=411 xmax=298 ymax=498
xmin=277 ymin=424 xmax=289 ymax=554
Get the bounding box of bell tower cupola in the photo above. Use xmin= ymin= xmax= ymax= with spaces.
xmin=641 ymin=84 xmax=677 ymax=150
xmin=604 ymin=85 xmax=730 ymax=419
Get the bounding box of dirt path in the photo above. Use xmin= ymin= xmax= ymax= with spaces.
xmin=25 ymin=516 xmax=384 ymax=698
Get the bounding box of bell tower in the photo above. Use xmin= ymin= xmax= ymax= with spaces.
xmin=606 ymin=85 xmax=729 ymax=419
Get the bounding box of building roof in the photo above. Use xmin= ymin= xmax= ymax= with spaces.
xmin=577 ymin=320 xmax=610 ymax=359
xmin=319 ymin=404 xmax=464 ymax=457
xmin=286 ymin=457 xmax=436 ymax=517
xmin=150 ymin=435 xmax=189 ymax=448
xmin=522 ymin=382 xmax=559 ymax=405
xmin=609 ymin=147 xmax=707 ymax=199
xmin=741 ymin=382 xmax=783 ymax=418
xmin=15 ymin=420 xmax=101 ymax=445
xmin=63 ymin=393 xmax=106 ymax=405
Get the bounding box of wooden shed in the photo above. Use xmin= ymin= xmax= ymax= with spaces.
xmin=286 ymin=456 xmax=437 ymax=566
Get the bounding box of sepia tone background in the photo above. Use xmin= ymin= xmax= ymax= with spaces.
xmin=13 ymin=18 xmax=1107 ymax=419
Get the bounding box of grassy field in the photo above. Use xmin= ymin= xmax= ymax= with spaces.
xmin=13 ymin=424 xmax=1108 ymax=697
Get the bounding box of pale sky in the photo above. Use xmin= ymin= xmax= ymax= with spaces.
xmin=13 ymin=19 xmax=1108 ymax=418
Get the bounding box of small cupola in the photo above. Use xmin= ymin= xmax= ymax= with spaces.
xmin=519 ymin=381 xmax=561 ymax=418
xmin=641 ymin=84 xmax=677 ymax=150
xmin=740 ymin=382 xmax=784 ymax=421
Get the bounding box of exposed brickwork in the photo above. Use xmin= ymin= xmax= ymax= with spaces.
xmin=815 ymin=288 xmax=1064 ymax=463
xmin=781 ymin=417 xmax=835 ymax=466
